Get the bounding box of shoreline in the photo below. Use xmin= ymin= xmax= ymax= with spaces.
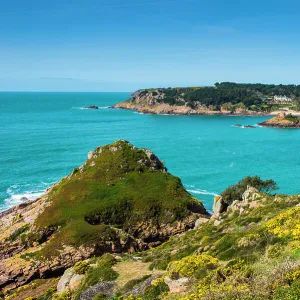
xmin=111 ymin=104 xmax=272 ymax=117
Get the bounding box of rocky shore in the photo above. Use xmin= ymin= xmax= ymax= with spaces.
xmin=112 ymin=101 xmax=269 ymax=116
xmin=259 ymin=115 xmax=300 ymax=128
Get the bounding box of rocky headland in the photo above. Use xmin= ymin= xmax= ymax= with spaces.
xmin=112 ymin=89 xmax=269 ymax=116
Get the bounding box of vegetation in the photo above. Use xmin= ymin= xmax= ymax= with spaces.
xmin=221 ymin=176 xmax=278 ymax=204
xmin=133 ymin=82 xmax=300 ymax=112
xmin=135 ymin=191 xmax=300 ymax=299
xmin=30 ymin=140 xmax=205 ymax=258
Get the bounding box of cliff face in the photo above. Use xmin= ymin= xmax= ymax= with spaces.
xmin=0 ymin=141 xmax=208 ymax=292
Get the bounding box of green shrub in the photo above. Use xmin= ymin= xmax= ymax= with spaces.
xmin=120 ymin=275 xmax=151 ymax=294
xmin=221 ymin=176 xmax=278 ymax=204
xmin=273 ymin=280 xmax=300 ymax=299
xmin=140 ymin=281 xmax=169 ymax=300
xmin=79 ymin=254 xmax=118 ymax=292
xmin=168 ymin=254 xmax=218 ymax=279
xmin=52 ymin=291 xmax=71 ymax=300
xmin=73 ymin=260 xmax=90 ymax=275
xmin=9 ymin=224 xmax=30 ymax=241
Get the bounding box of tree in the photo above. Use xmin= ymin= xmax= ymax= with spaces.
xmin=221 ymin=176 xmax=278 ymax=205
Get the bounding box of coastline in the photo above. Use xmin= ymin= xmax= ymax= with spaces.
xmin=111 ymin=102 xmax=272 ymax=116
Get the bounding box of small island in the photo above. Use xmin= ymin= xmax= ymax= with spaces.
xmin=259 ymin=112 xmax=300 ymax=128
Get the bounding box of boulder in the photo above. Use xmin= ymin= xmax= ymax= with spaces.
xmin=57 ymin=268 xmax=74 ymax=293
xmin=164 ymin=276 xmax=189 ymax=293
xmin=69 ymin=274 xmax=85 ymax=291
xmin=195 ymin=217 xmax=209 ymax=228
xmin=242 ymin=186 xmax=260 ymax=203
xmin=78 ymin=281 xmax=116 ymax=300
xmin=213 ymin=196 xmax=228 ymax=216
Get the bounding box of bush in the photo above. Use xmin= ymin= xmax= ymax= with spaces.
xmin=167 ymin=254 xmax=218 ymax=279
xmin=78 ymin=254 xmax=118 ymax=292
xmin=221 ymin=176 xmax=278 ymax=204
xmin=73 ymin=260 xmax=90 ymax=275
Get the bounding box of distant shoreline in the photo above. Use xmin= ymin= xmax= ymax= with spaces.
xmin=111 ymin=104 xmax=272 ymax=116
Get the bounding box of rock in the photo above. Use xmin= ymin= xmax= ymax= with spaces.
xmin=69 ymin=274 xmax=85 ymax=291
xmin=234 ymin=124 xmax=242 ymax=127
xmin=195 ymin=217 xmax=209 ymax=228
xmin=78 ymin=281 xmax=116 ymax=300
xmin=244 ymin=125 xmax=255 ymax=128
xmin=87 ymin=151 xmax=93 ymax=159
xmin=214 ymin=220 xmax=222 ymax=226
xmin=57 ymin=268 xmax=74 ymax=293
xmin=86 ymin=105 xmax=99 ymax=109
xmin=242 ymin=186 xmax=260 ymax=203
xmin=20 ymin=197 xmax=29 ymax=202
xmin=164 ymin=276 xmax=189 ymax=294
xmin=213 ymin=196 xmax=228 ymax=216
xmin=125 ymin=274 xmax=162 ymax=296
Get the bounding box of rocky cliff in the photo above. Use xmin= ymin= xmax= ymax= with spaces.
xmin=0 ymin=140 xmax=209 ymax=293
xmin=113 ymin=88 xmax=269 ymax=116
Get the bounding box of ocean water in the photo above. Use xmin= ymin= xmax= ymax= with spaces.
xmin=1 ymin=92 xmax=300 ymax=212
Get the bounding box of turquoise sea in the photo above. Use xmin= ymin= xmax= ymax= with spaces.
xmin=1 ymin=92 xmax=300 ymax=212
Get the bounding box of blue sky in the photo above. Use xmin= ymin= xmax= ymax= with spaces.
xmin=1 ymin=0 xmax=300 ymax=91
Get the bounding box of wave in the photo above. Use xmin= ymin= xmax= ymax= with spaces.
xmin=2 ymin=181 xmax=55 ymax=210
xmin=187 ymin=188 xmax=219 ymax=197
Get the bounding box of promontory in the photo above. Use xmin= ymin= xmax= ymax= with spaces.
xmin=113 ymin=82 xmax=300 ymax=116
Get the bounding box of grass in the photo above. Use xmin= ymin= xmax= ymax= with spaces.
xmin=113 ymin=260 xmax=163 ymax=289
xmin=30 ymin=141 xmax=205 ymax=258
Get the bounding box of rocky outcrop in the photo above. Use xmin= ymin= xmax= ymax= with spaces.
xmin=227 ymin=186 xmax=263 ymax=215
xmin=164 ymin=276 xmax=190 ymax=294
xmin=259 ymin=115 xmax=300 ymax=128
xmin=0 ymin=141 xmax=209 ymax=292
xmin=78 ymin=281 xmax=116 ymax=300
xmin=212 ymin=196 xmax=228 ymax=217
xmin=86 ymin=106 xmax=99 ymax=109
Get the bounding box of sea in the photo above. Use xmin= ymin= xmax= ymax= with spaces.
xmin=1 ymin=92 xmax=300 ymax=212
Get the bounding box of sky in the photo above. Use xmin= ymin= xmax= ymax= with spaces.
xmin=1 ymin=0 xmax=300 ymax=91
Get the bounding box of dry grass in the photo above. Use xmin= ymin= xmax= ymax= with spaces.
xmin=113 ymin=260 xmax=164 ymax=288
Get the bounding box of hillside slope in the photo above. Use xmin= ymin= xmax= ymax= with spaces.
xmin=3 ymin=186 xmax=300 ymax=300
xmin=0 ymin=141 xmax=208 ymax=292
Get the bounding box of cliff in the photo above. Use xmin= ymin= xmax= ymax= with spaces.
xmin=0 ymin=141 xmax=208 ymax=293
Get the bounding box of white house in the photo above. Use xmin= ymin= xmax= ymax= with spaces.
xmin=274 ymin=95 xmax=292 ymax=102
